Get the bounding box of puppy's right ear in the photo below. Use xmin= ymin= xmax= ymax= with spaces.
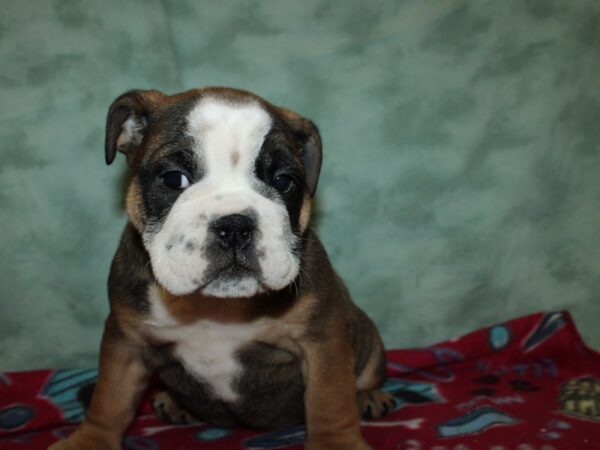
xmin=105 ymin=89 xmax=164 ymax=165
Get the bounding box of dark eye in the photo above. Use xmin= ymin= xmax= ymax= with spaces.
xmin=273 ymin=174 xmax=295 ymax=194
xmin=161 ymin=171 xmax=190 ymax=189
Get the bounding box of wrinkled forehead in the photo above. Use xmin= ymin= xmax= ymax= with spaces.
xmin=188 ymin=97 xmax=272 ymax=140
xmin=186 ymin=97 xmax=272 ymax=170
xmin=142 ymin=94 xmax=283 ymax=170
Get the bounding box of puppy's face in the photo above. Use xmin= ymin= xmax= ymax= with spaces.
xmin=105 ymin=88 xmax=321 ymax=298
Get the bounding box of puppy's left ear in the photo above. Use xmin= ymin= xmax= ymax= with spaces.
xmin=105 ymin=89 xmax=164 ymax=166
xmin=279 ymin=109 xmax=323 ymax=197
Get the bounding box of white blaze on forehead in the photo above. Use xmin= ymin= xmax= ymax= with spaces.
xmin=187 ymin=98 xmax=272 ymax=182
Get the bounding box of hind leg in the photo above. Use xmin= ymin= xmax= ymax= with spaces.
xmin=151 ymin=390 xmax=200 ymax=425
xmin=354 ymin=325 xmax=392 ymax=419
xmin=358 ymin=389 xmax=395 ymax=419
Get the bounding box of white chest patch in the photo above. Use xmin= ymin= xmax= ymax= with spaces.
xmin=145 ymin=285 xmax=270 ymax=403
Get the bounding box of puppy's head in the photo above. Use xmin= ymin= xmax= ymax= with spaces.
xmin=105 ymin=88 xmax=321 ymax=298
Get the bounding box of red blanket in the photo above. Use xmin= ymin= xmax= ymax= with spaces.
xmin=1 ymin=311 xmax=599 ymax=450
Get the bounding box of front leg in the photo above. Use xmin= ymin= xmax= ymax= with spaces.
xmin=300 ymin=335 xmax=372 ymax=450
xmin=49 ymin=316 xmax=150 ymax=450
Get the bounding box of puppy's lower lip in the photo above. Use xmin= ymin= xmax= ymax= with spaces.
xmin=201 ymin=263 xmax=258 ymax=286
xmin=216 ymin=263 xmax=256 ymax=278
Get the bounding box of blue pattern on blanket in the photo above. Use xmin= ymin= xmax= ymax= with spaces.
xmin=40 ymin=369 xmax=98 ymax=422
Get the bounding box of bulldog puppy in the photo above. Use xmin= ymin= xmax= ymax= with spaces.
xmin=49 ymin=87 xmax=391 ymax=450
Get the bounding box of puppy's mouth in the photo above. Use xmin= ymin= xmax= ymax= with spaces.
xmin=212 ymin=262 xmax=258 ymax=280
xmin=196 ymin=261 xmax=264 ymax=298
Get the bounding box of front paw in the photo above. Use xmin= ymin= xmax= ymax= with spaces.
xmin=306 ymin=439 xmax=373 ymax=450
xmin=48 ymin=440 xmax=73 ymax=450
xmin=48 ymin=439 xmax=82 ymax=450
xmin=48 ymin=435 xmax=120 ymax=450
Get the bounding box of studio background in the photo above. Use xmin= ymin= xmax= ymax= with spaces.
xmin=1 ymin=0 xmax=599 ymax=370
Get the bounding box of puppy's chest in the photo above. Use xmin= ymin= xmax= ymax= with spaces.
xmin=146 ymin=295 xmax=272 ymax=403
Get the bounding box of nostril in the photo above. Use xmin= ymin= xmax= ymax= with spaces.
xmin=211 ymin=213 xmax=256 ymax=250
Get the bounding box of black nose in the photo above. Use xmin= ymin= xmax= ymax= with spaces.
xmin=211 ymin=214 xmax=256 ymax=250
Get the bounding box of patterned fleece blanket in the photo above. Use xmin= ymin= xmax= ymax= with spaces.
xmin=1 ymin=311 xmax=599 ymax=450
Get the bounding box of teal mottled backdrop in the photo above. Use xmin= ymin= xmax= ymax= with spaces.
xmin=1 ymin=0 xmax=599 ymax=370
